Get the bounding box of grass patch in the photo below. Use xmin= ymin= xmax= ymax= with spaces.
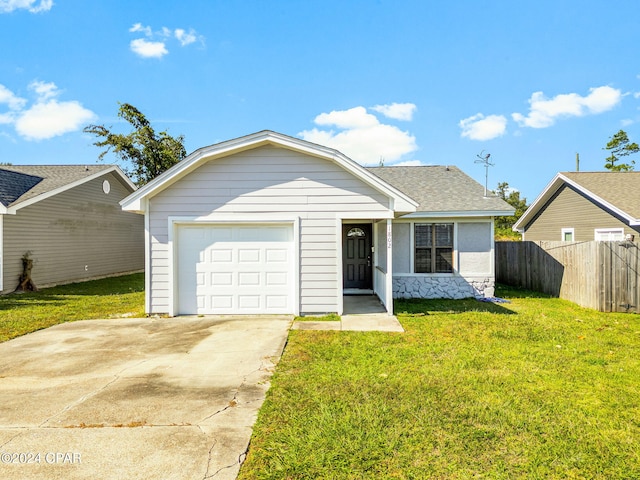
xmin=295 ymin=313 xmax=341 ymax=322
xmin=240 ymin=287 xmax=640 ymax=479
xmin=0 ymin=273 xmax=145 ymax=342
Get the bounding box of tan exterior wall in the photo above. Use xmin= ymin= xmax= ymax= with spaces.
xmin=523 ymin=185 xmax=640 ymax=241
xmin=2 ymin=171 xmax=144 ymax=292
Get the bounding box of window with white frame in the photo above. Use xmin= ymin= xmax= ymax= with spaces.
xmin=414 ymin=223 xmax=453 ymax=273
xmin=594 ymin=228 xmax=624 ymax=241
xmin=561 ymin=228 xmax=574 ymax=241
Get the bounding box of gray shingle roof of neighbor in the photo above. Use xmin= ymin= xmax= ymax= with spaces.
xmin=366 ymin=165 xmax=514 ymax=213
xmin=561 ymin=171 xmax=640 ymax=219
xmin=0 ymin=165 xmax=114 ymax=207
xmin=0 ymin=169 xmax=43 ymax=207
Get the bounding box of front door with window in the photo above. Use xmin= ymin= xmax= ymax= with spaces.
xmin=342 ymin=224 xmax=372 ymax=290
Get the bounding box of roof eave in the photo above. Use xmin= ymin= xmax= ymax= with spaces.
xmin=401 ymin=209 xmax=515 ymax=219
xmin=9 ymin=166 xmax=134 ymax=214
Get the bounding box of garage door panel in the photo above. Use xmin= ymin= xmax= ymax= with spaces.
xmin=238 ymin=272 xmax=260 ymax=286
xmin=238 ymin=295 xmax=260 ymax=309
xmin=266 ymin=295 xmax=288 ymax=309
xmin=211 ymin=295 xmax=233 ymax=309
xmin=266 ymin=248 xmax=288 ymax=262
xmin=266 ymin=271 xmax=288 ymax=285
xmin=211 ymin=249 xmax=233 ymax=263
xmin=238 ymin=249 xmax=260 ymax=263
xmin=212 ymin=272 xmax=232 ymax=286
xmin=177 ymin=225 xmax=293 ymax=315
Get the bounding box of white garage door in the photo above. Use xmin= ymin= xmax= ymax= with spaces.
xmin=176 ymin=224 xmax=294 ymax=315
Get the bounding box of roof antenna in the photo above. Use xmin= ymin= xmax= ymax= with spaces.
xmin=475 ymin=150 xmax=494 ymax=197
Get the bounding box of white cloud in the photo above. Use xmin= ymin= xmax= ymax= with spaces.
xmin=314 ymin=106 xmax=379 ymax=129
xmin=299 ymin=105 xmax=418 ymax=164
xmin=16 ymin=100 xmax=96 ymax=140
xmin=0 ymin=83 xmax=27 ymax=112
xmin=29 ymin=80 xmax=58 ymax=101
xmin=371 ymin=102 xmax=417 ymax=121
xmin=459 ymin=113 xmax=507 ymax=141
xmin=129 ymin=23 xmax=204 ymax=58
xmin=129 ymin=23 xmax=152 ymax=37
xmin=175 ymin=28 xmax=198 ymax=46
xmin=0 ymin=81 xmax=95 ymax=140
xmin=130 ymin=38 xmax=168 ymax=59
xmin=0 ymin=0 xmax=53 ymax=13
xmin=512 ymin=86 xmax=622 ymax=128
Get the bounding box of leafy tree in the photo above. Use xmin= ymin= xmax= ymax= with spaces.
xmin=604 ymin=129 xmax=638 ymax=171
xmin=493 ymin=182 xmax=528 ymax=240
xmin=84 ymin=103 xmax=186 ymax=186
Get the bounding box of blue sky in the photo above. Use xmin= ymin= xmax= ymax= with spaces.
xmin=1 ymin=0 xmax=639 ymax=201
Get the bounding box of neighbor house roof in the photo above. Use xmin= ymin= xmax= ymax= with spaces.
xmin=514 ymin=171 xmax=640 ymax=230
xmin=367 ymin=165 xmax=514 ymax=217
xmin=0 ymin=165 xmax=135 ymax=214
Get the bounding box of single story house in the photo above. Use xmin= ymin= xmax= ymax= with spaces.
xmin=121 ymin=131 xmax=514 ymax=316
xmin=0 ymin=165 xmax=144 ymax=293
xmin=513 ymin=171 xmax=640 ymax=241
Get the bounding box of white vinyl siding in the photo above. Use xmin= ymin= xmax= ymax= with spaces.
xmin=147 ymin=145 xmax=391 ymax=314
xmin=2 ymin=172 xmax=144 ymax=292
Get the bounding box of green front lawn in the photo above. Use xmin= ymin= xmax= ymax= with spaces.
xmin=240 ymin=286 xmax=640 ymax=479
xmin=0 ymin=273 xmax=145 ymax=342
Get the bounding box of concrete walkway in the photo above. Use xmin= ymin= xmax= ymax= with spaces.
xmin=291 ymin=295 xmax=404 ymax=332
xmin=0 ymin=316 xmax=292 ymax=480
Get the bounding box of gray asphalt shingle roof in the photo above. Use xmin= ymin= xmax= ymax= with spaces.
xmin=561 ymin=171 xmax=640 ymax=219
xmin=366 ymin=165 xmax=514 ymax=213
xmin=0 ymin=165 xmax=113 ymax=207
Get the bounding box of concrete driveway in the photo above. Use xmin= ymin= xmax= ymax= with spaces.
xmin=0 ymin=316 xmax=292 ymax=480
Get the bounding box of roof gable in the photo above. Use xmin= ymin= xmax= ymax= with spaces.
xmin=121 ymin=130 xmax=419 ymax=214
xmin=0 ymin=165 xmax=136 ymax=214
xmin=514 ymin=171 xmax=640 ymax=230
xmin=367 ymin=165 xmax=514 ymax=216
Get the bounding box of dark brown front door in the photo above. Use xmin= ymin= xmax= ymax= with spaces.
xmin=343 ymin=224 xmax=372 ymax=290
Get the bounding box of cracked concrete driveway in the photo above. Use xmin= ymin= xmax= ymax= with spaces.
xmin=0 ymin=315 xmax=292 ymax=480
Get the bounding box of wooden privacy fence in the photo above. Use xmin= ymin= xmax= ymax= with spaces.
xmin=495 ymin=241 xmax=640 ymax=313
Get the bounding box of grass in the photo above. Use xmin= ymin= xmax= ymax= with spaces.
xmin=239 ymin=285 xmax=640 ymax=479
xmin=295 ymin=313 xmax=341 ymax=322
xmin=0 ymin=273 xmax=145 ymax=342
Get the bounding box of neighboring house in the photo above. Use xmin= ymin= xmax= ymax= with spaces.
xmin=0 ymin=165 xmax=144 ymax=293
xmin=121 ymin=131 xmax=514 ymax=316
xmin=513 ymin=172 xmax=640 ymax=241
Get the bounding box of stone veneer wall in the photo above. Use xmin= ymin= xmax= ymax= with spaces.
xmin=393 ymin=275 xmax=494 ymax=299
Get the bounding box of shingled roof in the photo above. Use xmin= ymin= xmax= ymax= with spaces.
xmin=0 ymin=169 xmax=43 ymax=207
xmin=561 ymin=171 xmax=640 ymax=219
xmin=366 ymin=165 xmax=514 ymax=214
xmin=515 ymin=171 xmax=640 ymax=230
xmin=0 ymin=165 xmax=118 ymax=208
